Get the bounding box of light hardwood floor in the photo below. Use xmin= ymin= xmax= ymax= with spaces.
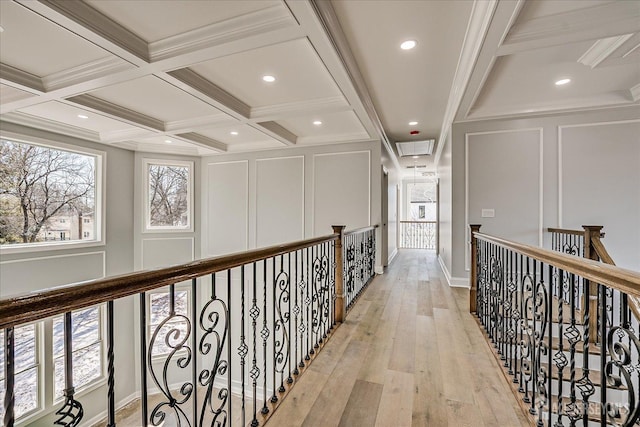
xmin=265 ymin=249 xmax=531 ymax=427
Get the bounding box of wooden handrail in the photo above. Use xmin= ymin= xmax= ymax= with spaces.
xmin=0 ymin=233 xmax=339 ymax=330
xmin=473 ymin=232 xmax=640 ymax=297
xmin=343 ymin=224 xmax=379 ymax=236
xmin=547 ymin=227 xmax=584 ymax=236
xmin=399 ymin=220 xmax=436 ymax=223
xmin=547 ymin=227 xmax=605 ymax=238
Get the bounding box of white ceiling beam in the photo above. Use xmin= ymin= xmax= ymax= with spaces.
xmin=497 ymin=1 xmax=640 ymax=56
xmin=67 ymin=94 xmax=165 ymax=132
xmin=250 ymin=96 xmax=351 ymax=121
xmin=255 ymin=121 xmax=297 ymax=146
xmin=302 ymin=0 xmax=401 ymax=171
xmin=174 ymin=132 xmax=228 ymax=153
xmin=1 ymin=111 xmax=100 ymax=142
xmin=0 ymin=64 xmax=45 ymax=93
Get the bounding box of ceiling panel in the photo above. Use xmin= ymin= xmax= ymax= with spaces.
xmin=189 ymin=38 xmax=343 ymax=108
xmin=18 ymin=101 xmax=145 ymax=134
xmin=275 ymin=110 xmax=367 ymax=140
xmin=85 ymin=0 xmax=280 ymax=43
xmin=198 ymin=124 xmax=280 ymax=147
xmin=472 ymin=41 xmax=640 ymax=116
xmin=516 ymin=0 xmax=610 ymax=22
xmin=0 ymin=1 xmax=109 ymax=77
xmin=88 ymin=76 xmax=229 ymax=123
xmin=0 ymin=84 xmax=35 ymax=104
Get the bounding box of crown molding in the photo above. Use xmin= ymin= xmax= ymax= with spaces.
xmin=29 ymin=0 xmax=149 ymax=63
xmin=578 ymin=34 xmax=635 ymax=69
xmin=1 ymin=112 xmax=100 ymax=142
xmin=100 ymin=127 xmax=156 ymax=144
xmin=68 ymin=94 xmax=165 ymax=131
xmin=499 ymin=1 xmax=640 ymax=56
xmin=308 ymin=0 xmax=400 ymax=172
xmin=434 ymin=0 xmax=499 ymax=166
xmin=296 ymin=131 xmax=370 ymax=145
xmin=465 ymin=92 xmax=638 ymax=122
xmin=42 ymin=57 xmax=133 ymax=91
xmin=250 ymin=96 xmax=350 ymax=121
xmin=120 ymin=140 xmax=199 ymax=156
xmin=255 ymin=121 xmax=297 ymax=145
xmin=174 ymin=132 xmax=227 ymax=152
xmin=149 ymin=5 xmax=297 ymax=62
xmin=165 ymin=114 xmax=235 ymax=133
xmin=0 ymin=63 xmax=45 ymax=93
xmin=167 ymin=69 xmax=251 ymax=118
xmin=630 ymin=83 xmax=640 ymax=103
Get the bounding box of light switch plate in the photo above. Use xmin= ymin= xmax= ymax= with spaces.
xmin=481 ymin=209 xmax=495 ymax=218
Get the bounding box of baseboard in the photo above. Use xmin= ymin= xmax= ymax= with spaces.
xmin=83 ymin=391 xmax=140 ymax=426
xmin=437 ymin=255 xmax=470 ymax=288
xmin=375 ymin=265 xmax=384 ymax=275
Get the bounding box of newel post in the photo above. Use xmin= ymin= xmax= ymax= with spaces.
xmin=469 ymin=224 xmax=482 ymax=313
xmin=332 ymin=225 xmax=346 ymax=324
xmin=583 ymin=225 xmax=604 ymax=343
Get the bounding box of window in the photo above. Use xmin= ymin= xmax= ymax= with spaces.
xmin=0 ymin=325 xmax=40 ymax=419
xmin=52 ymin=307 xmax=103 ymax=398
xmin=149 ymin=290 xmax=189 ymax=356
xmin=144 ymin=160 xmax=193 ymax=231
xmin=0 ymin=137 xmax=102 ymax=250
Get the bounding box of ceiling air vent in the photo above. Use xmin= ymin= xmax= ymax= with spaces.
xmin=396 ymin=139 xmax=435 ymax=157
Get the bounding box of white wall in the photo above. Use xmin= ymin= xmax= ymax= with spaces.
xmin=202 ymin=141 xmax=382 ymax=269
xmin=0 ymin=122 xmax=136 ymax=427
xmin=441 ymin=106 xmax=640 ymax=283
xmin=381 ymin=147 xmax=400 ymax=266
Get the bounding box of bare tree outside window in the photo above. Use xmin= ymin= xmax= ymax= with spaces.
xmin=147 ymin=163 xmax=190 ymax=229
xmin=0 ymin=139 xmax=96 ymax=245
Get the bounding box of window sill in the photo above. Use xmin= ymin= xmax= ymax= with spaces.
xmin=0 ymin=239 xmax=105 ymax=255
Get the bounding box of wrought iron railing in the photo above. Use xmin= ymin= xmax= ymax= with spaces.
xmin=0 ymin=225 xmax=377 ymax=427
xmin=342 ymin=226 xmax=377 ymax=311
xmin=470 ymin=224 xmax=640 ymax=427
xmin=399 ymin=220 xmax=436 ymax=249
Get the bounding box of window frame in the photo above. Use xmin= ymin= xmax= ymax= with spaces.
xmin=0 ymin=322 xmax=44 ymax=424
xmin=142 ymin=159 xmax=194 ymax=233
xmin=0 ymin=132 xmax=105 ymax=254
xmin=51 ymin=305 xmax=106 ymax=404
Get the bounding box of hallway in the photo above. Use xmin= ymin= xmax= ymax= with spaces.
xmin=267 ymin=250 xmax=530 ymax=426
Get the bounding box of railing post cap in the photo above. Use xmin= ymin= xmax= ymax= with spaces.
xmin=469 ymin=224 xmax=482 ymax=231
xmin=332 ymin=225 xmax=346 ymax=234
xmin=582 ymin=225 xmax=604 ymax=231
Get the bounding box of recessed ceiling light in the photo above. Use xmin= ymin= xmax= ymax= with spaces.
xmin=262 ymin=75 xmax=276 ymax=83
xmin=165 ymin=139 xmax=172 ymax=144
xmin=400 ymin=40 xmax=417 ymax=50
xmin=77 ymin=114 xmax=89 ymax=119
xmin=412 ymin=155 xmax=419 ymax=159
xmin=230 ymin=131 xmax=239 ymax=136
xmin=313 ymin=120 xmax=322 ymax=126
xmin=555 ymin=78 xmax=571 ymax=86
xmin=409 ymin=121 xmax=418 ymax=126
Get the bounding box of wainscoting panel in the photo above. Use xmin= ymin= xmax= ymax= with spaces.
xmin=313 ymin=151 xmax=370 ymax=236
xmin=206 ymin=160 xmax=249 ymax=256
xmin=256 ymin=156 xmax=304 ymax=248
xmin=141 ymin=237 xmax=194 ymax=270
xmin=466 ymin=128 xmax=543 ymax=267
xmin=560 ymin=120 xmax=640 ymax=271
xmin=0 ymin=251 xmax=105 ymax=296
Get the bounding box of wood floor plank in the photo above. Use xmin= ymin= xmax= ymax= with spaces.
xmin=375 ymin=369 xmax=414 ymax=427
xmin=446 ymin=399 xmax=486 ymax=427
xmin=412 ymin=315 xmax=448 ymax=427
xmin=338 ymin=380 xmax=383 ymax=427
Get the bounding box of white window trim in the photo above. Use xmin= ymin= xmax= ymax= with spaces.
xmin=142 ymin=159 xmax=194 ymax=233
xmin=1 ymin=322 xmax=45 ymax=425
xmin=0 ymin=132 xmax=106 ymax=255
xmin=51 ymin=305 xmax=106 ymax=404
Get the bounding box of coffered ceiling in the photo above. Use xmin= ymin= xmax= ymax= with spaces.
xmin=1 ymin=0 xmax=638 ymax=171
